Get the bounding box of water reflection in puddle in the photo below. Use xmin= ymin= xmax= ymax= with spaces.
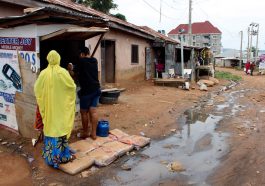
xmin=100 ymin=86 xmax=251 ymax=186
xmin=102 ymin=110 xmax=229 ymax=186
xmin=216 ymin=90 xmax=248 ymax=115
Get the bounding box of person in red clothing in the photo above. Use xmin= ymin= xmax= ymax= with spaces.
xmin=155 ymin=50 xmax=165 ymax=78
xmin=245 ymin=61 xmax=250 ymax=75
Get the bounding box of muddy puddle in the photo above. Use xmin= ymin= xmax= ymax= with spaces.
xmin=100 ymin=110 xmax=228 ymax=186
xmin=96 ymin=83 xmax=249 ymax=186
xmin=0 ymin=151 xmax=32 ymax=186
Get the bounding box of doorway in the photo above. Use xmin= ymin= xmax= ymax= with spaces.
xmin=153 ymin=47 xmax=165 ymax=78
xmin=101 ymin=40 xmax=116 ymax=83
xmin=40 ymin=40 xmax=84 ymax=70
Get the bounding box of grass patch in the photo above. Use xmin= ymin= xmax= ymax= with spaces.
xmin=215 ymin=71 xmax=242 ymax=81
xmin=234 ymin=66 xmax=243 ymax=71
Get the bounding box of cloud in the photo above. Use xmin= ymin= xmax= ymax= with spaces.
xmin=112 ymin=0 xmax=265 ymax=50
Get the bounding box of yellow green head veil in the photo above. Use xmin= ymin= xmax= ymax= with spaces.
xmin=34 ymin=50 xmax=76 ymax=138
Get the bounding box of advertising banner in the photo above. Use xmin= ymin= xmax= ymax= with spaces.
xmin=0 ymin=50 xmax=21 ymax=130
xmin=0 ymin=37 xmax=36 ymax=51
xmin=0 ymin=37 xmax=38 ymax=130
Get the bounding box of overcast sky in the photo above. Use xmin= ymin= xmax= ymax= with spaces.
xmin=111 ymin=0 xmax=265 ymax=51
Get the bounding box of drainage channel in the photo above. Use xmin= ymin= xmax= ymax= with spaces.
xmin=101 ymin=82 xmax=244 ymax=186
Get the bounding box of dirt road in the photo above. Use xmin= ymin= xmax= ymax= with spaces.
xmin=208 ymin=68 xmax=265 ymax=186
xmin=1 ymin=67 xmax=265 ymax=185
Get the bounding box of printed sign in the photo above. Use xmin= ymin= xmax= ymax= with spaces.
xmin=0 ymin=37 xmax=38 ymax=130
xmin=19 ymin=51 xmax=39 ymax=73
xmin=0 ymin=37 xmax=36 ymax=51
xmin=0 ymin=50 xmax=22 ymax=130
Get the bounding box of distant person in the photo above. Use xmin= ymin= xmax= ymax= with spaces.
xmin=68 ymin=47 xmax=101 ymax=140
xmin=196 ymin=60 xmax=200 ymax=67
xmin=245 ymin=61 xmax=250 ymax=75
xmin=155 ymin=50 xmax=164 ymax=78
xmin=155 ymin=61 xmax=165 ymax=78
xmin=198 ymin=56 xmax=204 ymax=65
xmin=34 ymin=50 xmax=76 ymax=168
xmin=250 ymin=61 xmax=255 ymax=76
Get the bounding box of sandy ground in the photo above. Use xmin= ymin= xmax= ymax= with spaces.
xmin=1 ymin=68 xmax=265 ymax=185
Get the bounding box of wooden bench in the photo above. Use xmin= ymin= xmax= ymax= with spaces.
xmin=154 ymin=78 xmax=187 ymax=87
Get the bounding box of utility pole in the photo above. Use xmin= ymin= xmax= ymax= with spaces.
xmin=181 ymin=34 xmax=184 ymax=77
xmin=159 ymin=0 xmax=162 ymax=23
xmin=247 ymin=27 xmax=250 ymax=61
xmin=188 ymin=0 xmax=192 ymax=46
xmin=239 ymin=31 xmax=243 ymax=69
xmin=249 ymin=22 xmax=259 ymax=62
xmin=188 ymin=0 xmax=194 ymax=80
xmin=255 ymin=24 xmax=259 ymax=62
xmin=249 ymin=25 xmax=253 ymax=61
xmin=179 ymin=29 xmax=185 ymax=77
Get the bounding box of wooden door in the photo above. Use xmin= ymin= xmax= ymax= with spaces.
xmin=145 ymin=47 xmax=152 ymax=80
xmin=101 ymin=40 xmax=115 ymax=83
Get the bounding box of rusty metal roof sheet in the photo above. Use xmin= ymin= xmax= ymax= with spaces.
xmin=0 ymin=6 xmax=106 ymax=28
xmin=140 ymin=26 xmax=180 ymax=44
xmin=36 ymin=0 xmax=155 ymax=40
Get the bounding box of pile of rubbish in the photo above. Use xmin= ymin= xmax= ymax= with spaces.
xmin=197 ymin=77 xmax=219 ymax=91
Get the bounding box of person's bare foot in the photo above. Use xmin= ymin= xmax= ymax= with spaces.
xmin=78 ymin=132 xmax=89 ymax=139
xmin=70 ymin=154 xmax=76 ymax=162
xmin=90 ymin=134 xmax=97 ymax=140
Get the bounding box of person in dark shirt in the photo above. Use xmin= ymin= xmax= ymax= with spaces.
xmin=68 ymin=47 xmax=101 ymax=140
xmin=250 ymin=61 xmax=255 ymax=76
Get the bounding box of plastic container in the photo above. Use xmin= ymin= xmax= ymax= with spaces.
xmin=185 ymin=82 xmax=190 ymax=89
xmin=101 ymin=90 xmax=120 ymax=98
xmin=168 ymin=68 xmax=175 ymax=78
xmin=162 ymin=72 xmax=169 ymax=79
xmin=99 ymin=96 xmax=118 ymax=104
xmin=96 ymin=120 xmax=109 ymax=137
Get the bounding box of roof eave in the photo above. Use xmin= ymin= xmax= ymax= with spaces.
xmin=0 ymin=7 xmax=107 ymax=28
xmin=109 ymin=22 xmax=155 ymax=41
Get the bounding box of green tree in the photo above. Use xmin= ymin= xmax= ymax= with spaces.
xmin=73 ymin=0 xmax=117 ymax=14
xmin=112 ymin=13 xmax=126 ymax=21
xmin=73 ymin=0 xmax=127 ymax=21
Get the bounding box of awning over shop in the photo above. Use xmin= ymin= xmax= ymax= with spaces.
xmin=40 ymin=26 xmax=108 ymax=57
xmin=40 ymin=27 xmax=109 ymax=41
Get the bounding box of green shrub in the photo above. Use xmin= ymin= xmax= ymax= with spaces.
xmin=215 ymin=71 xmax=242 ymax=81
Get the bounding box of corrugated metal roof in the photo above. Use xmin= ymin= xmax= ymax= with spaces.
xmin=140 ymin=26 xmax=180 ymax=44
xmin=1 ymin=0 xmax=192 ymax=43
xmin=168 ymin=21 xmax=221 ymax=35
xmin=0 ymin=6 xmax=106 ymax=28
xmin=37 ymin=0 xmax=155 ymax=40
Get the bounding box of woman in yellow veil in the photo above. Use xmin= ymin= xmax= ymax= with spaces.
xmin=34 ymin=50 xmax=76 ymax=168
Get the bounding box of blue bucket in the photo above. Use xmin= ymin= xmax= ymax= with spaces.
xmin=96 ymin=120 xmax=109 ymax=137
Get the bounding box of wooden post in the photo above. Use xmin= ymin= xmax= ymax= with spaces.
xmin=255 ymin=24 xmax=259 ymax=63
xmin=181 ymin=35 xmax=184 ymax=77
xmin=91 ymin=33 xmax=105 ymax=57
xmin=188 ymin=0 xmax=192 ymax=46
xmin=239 ymin=31 xmax=243 ymax=68
xmin=191 ymin=48 xmax=195 ymax=81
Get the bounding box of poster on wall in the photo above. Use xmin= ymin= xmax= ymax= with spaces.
xmin=0 ymin=37 xmax=38 ymax=130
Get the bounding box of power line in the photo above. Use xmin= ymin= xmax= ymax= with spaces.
xmin=194 ymin=4 xmax=239 ymax=38
xmin=193 ymin=0 xmax=213 ymax=5
xmin=142 ymin=0 xmax=181 ymax=21
xmin=162 ymin=0 xmax=187 ymax=11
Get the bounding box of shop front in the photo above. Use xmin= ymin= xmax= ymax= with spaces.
xmin=0 ymin=8 xmax=107 ymax=138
